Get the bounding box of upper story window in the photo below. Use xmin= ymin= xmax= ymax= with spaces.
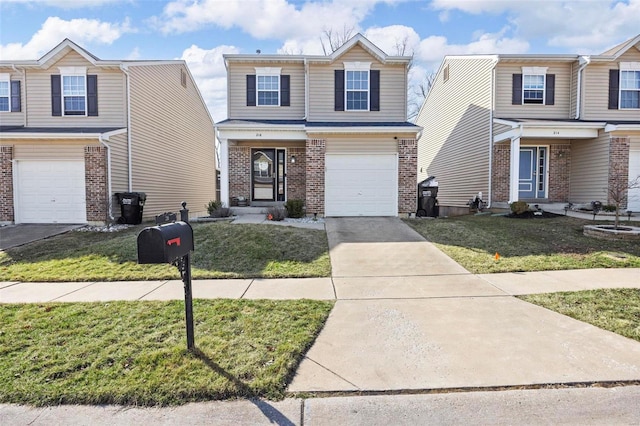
xmin=523 ymin=74 xmax=545 ymax=104
xmin=255 ymin=67 xmax=281 ymax=106
xmin=51 ymin=68 xmax=98 ymax=117
xmin=0 ymin=75 xmax=9 ymax=112
xmin=344 ymin=62 xmax=371 ymax=111
xmin=620 ymin=63 xmax=640 ymax=109
xmin=512 ymin=67 xmax=554 ymax=106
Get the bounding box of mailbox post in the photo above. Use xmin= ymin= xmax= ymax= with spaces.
xmin=137 ymin=202 xmax=195 ymax=351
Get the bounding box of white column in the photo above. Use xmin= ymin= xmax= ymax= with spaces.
xmin=219 ymin=138 xmax=230 ymax=208
xmin=509 ymin=136 xmax=520 ymax=203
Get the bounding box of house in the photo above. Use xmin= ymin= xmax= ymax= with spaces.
xmin=415 ymin=34 xmax=640 ymax=215
xmin=0 ymin=39 xmax=216 ymax=225
xmin=216 ymin=34 xmax=421 ymax=217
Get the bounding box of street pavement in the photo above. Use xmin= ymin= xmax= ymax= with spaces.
xmin=2 ymin=216 xmax=640 ymax=424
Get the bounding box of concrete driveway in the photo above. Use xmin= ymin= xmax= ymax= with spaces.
xmin=0 ymin=224 xmax=82 ymax=250
xmin=287 ymin=217 xmax=640 ymax=393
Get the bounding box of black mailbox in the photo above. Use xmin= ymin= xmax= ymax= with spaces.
xmin=137 ymin=221 xmax=194 ymax=264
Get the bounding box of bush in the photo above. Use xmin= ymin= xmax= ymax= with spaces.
xmin=206 ymin=200 xmax=222 ymax=216
xmin=602 ymin=204 xmax=617 ymax=212
xmin=210 ymin=207 xmax=233 ymax=218
xmin=510 ymin=201 xmax=530 ymax=215
xmin=284 ymin=199 xmax=305 ymax=218
xmin=266 ymin=206 xmax=286 ymax=221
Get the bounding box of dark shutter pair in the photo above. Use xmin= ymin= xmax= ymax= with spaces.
xmin=51 ymin=74 xmax=98 ymax=116
xmin=246 ymin=75 xmax=290 ymax=106
xmin=334 ymin=70 xmax=380 ymax=111
xmin=10 ymin=81 xmax=21 ymax=112
xmin=512 ymin=73 xmax=555 ymax=105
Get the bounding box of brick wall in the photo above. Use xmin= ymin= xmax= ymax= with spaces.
xmin=84 ymin=146 xmax=107 ymax=223
xmin=0 ymin=146 xmax=14 ymax=222
xmin=492 ymin=144 xmax=510 ymax=203
xmin=287 ymin=147 xmax=306 ymax=202
xmin=548 ymin=144 xmax=571 ymax=202
xmin=608 ymin=136 xmax=630 ymax=207
xmin=229 ymin=146 xmax=251 ymax=201
xmin=305 ymin=139 xmax=325 ymax=215
xmin=398 ymin=139 xmax=417 ymax=214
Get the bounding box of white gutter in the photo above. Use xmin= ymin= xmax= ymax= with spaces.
xmin=488 ymin=57 xmax=499 ymax=208
xmin=120 ymin=64 xmax=133 ymax=191
xmin=98 ymin=134 xmax=115 ymax=221
xmin=575 ymin=56 xmax=590 ymax=119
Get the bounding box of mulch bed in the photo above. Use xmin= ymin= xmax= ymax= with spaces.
xmin=505 ymin=211 xmax=563 ymax=219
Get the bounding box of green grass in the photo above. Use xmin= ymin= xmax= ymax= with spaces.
xmin=0 ymin=222 xmax=331 ymax=282
xmin=405 ymin=215 xmax=640 ymax=274
xmin=520 ymin=289 xmax=640 ymax=343
xmin=0 ymin=299 xmax=333 ymax=406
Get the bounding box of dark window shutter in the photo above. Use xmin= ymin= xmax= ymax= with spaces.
xmin=512 ymin=74 xmax=522 ymax=105
xmin=280 ymin=75 xmax=290 ymax=107
xmin=51 ymin=75 xmax=62 ymax=116
xmin=334 ymin=70 xmax=344 ymax=111
xmin=608 ymin=69 xmax=619 ymax=110
xmin=246 ymin=75 xmax=256 ymax=106
xmin=10 ymin=80 xmax=21 ymax=112
xmin=370 ymin=70 xmax=380 ymax=111
xmin=87 ymin=75 xmax=98 ymax=116
xmin=545 ymin=74 xmax=555 ymax=105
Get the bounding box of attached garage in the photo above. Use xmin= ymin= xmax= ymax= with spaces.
xmin=325 ymin=153 xmax=398 ymax=216
xmin=14 ymin=159 xmax=87 ymax=224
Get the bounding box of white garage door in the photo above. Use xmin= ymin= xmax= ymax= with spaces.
xmin=15 ymin=160 xmax=87 ymax=224
xmin=629 ymin=150 xmax=640 ymax=212
xmin=325 ymin=154 xmax=397 ymax=216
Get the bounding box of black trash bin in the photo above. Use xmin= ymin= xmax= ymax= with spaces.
xmin=417 ymin=177 xmax=439 ymax=217
xmin=116 ymin=192 xmax=146 ymax=224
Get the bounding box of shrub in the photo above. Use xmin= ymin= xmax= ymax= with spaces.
xmin=602 ymin=204 xmax=617 ymax=212
xmin=210 ymin=207 xmax=233 ymax=218
xmin=266 ymin=206 xmax=286 ymax=221
xmin=284 ymin=199 xmax=305 ymax=218
xmin=510 ymin=201 xmax=530 ymax=215
xmin=206 ymin=200 xmax=222 ymax=216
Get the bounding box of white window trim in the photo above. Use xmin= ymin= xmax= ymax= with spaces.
xmin=0 ymin=73 xmax=10 ymax=113
xmin=619 ymin=62 xmax=640 ymax=110
xmin=521 ymin=67 xmax=547 ymax=105
xmin=59 ymin=66 xmax=88 ymax=117
xmin=255 ymin=67 xmax=281 ymax=107
xmin=344 ymin=62 xmax=371 ymax=112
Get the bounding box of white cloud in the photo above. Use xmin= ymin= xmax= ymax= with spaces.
xmin=180 ymin=44 xmax=240 ymax=123
xmin=0 ymin=16 xmax=134 ymax=59
xmin=364 ymin=25 xmax=421 ymax=56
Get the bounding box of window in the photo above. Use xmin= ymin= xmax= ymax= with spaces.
xmin=620 ymin=70 xmax=640 ymax=109
xmin=346 ymin=70 xmax=369 ymax=110
xmin=523 ymin=74 xmax=545 ymax=104
xmin=0 ymin=78 xmax=8 ymax=112
xmin=62 ymin=75 xmax=86 ymax=115
xmin=257 ymin=75 xmax=279 ymax=106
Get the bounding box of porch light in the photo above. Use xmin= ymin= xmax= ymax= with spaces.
xmin=291 ymin=155 xmax=296 ymax=163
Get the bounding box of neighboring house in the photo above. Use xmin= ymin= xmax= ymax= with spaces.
xmin=216 ymin=34 xmax=421 ymax=217
xmin=416 ymin=34 xmax=640 ymax=215
xmin=0 ymin=39 xmax=216 ymax=225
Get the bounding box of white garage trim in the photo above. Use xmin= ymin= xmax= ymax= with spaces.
xmin=629 ymin=149 xmax=640 ymax=212
xmin=13 ymin=160 xmax=87 ymax=224
xmin=325 ymin=154 xmax=398 ymax=217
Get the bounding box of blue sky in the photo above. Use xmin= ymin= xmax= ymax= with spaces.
xmin=1 ymin=0 xmax=639 ymax=122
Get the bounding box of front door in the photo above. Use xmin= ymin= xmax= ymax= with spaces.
xmin=519 ymin=147 xmax=547 ymax=199
xmin=252 ymin=149 xmax=285 ymax=201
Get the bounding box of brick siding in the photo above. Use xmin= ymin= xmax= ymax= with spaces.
xmin=492 ymin=144 xmax=510 ymax=203
xmin=0 ymin=146 xmax=14 ymax=222
xmin=229 ymin=146 xmax=251 ymax=201
xmin=305 ymin=139 xmax=325 ymax=215
xmin=548 ymin=144 xmax=571 ymax=202
xmin=398 ymin=139 xmax=417 ymax=214
xmin=608 ymin=136 xmax=631 ymax=208
xmin=84 ymin=146 xmax=107 ymax=222
xmin=287 ymin=147 xmax=306 ymax=202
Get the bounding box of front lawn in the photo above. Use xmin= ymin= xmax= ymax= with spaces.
xmin=520 ymin=288 xmax=640 ymax=343
xmin=0 ymin=222 xmax=331 ymax=282
xmin=0 ymin=299 xmax=333 ymax=406
xmin=405 ymin=215 xmax=640 ymax=273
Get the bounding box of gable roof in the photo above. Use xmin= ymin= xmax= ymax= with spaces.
xmin=598 ymin=34 xmax=640 ymax=59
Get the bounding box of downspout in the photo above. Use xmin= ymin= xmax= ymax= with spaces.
xmin=98 ymin=134 xmax=115 ymax=221
xmin=575 ymin=56 xmax=590 ymax=119
xmin=303 ymin=58 xmax=309 ymax=120
xmin=120 ymin=64 xmax=133 ymax=191
xmin=488 ymin=57 xmax=499 ymax=208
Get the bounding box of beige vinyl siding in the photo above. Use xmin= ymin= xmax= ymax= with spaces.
xmin=25 ymin=50 xmax=126 ymax=127
xmin=494 ymin=62 xmax=573 ymax=120
xmin=128 ymin=63 xmax=216 ymax=219
xmin=569 ymin=131 xmax=609 ymax=202
xmin=12 ymin=141 xmax=88 ymax=159
xmin=107 ymin=132 xmax=129 ymax=194
xmin=227 ymin=62 xmax=305 ymax=120
xmin=415 ymin=57 xmax=493 ymax=207
xmin=308 ymin=45 xmax=407 ymax=122
xmin=582 ymin=48 xmax=640 ymax=120
xmin=0 ymin=68 xmax=25 ymax=126
xmin=325 ymin=135 xmax=400 ymax=153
